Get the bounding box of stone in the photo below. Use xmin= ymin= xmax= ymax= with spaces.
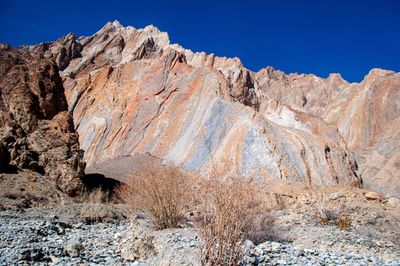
xmin=118 ymin=219 xmax=201 ymax=265
xmin=49 ymin=256 xmax=60 ymax=263
xmin=364 ymin=191 xmax=383 ymax=201
xmin=64 ymin=239 xmax=83 ymax=257
xmin=242 ymin=239 xmax=256 ymax=255
xmin=243 ymin=255 xmax=256 ymax=264
xmin=294 ymin=250 xmax=304 ymax=257
xmin=387 ymin=197 xmax=399 ymax=206
xmin=329 ymin=192 xmax=345 ymax=201
xmin=276 ymin=259 xmax=287 ymax=264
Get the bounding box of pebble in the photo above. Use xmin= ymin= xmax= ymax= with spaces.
xmin=241 ymin=240 xmax=399 ymax=266
xmin=0 ymin=210 xmax=399 ymax=266
xmin=0 ymin=214 xmax=130 ymax=265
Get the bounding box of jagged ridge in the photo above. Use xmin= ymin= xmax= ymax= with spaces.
xmin=34 ymin=21 xmax=399 ymax=196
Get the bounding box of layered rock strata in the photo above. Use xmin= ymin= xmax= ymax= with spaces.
xmin=36 ymin=21 xmax=399 ymax=195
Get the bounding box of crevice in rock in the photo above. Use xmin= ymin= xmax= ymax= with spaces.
xmin=133 ymin=38 xmax=160 ymax=60
xmin=324 ymin=145 xmax=339 ymax=184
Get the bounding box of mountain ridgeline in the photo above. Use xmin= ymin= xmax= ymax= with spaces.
xmin=2 ymin=21 xmax=399 ymax=197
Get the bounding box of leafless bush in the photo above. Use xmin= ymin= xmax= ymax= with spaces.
xmin=194 ymin=175 xmax=271 ymax=265
xmin=117 ymin=164 xmax=193 ymax=229
xmin=80 ymin=188 xmax=109 ymax=221
xmin=313 ymin=192 xmax=341 ymax=224
xmin=88 ymin=188 xmax=109 ymax=203
xmin=336 ymin=215 xmax=351 ymax=230
xmin=311 ymin=190 xmax=350 ymax=229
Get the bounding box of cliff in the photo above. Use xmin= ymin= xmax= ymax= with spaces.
xmin=35 ymin=21 xmax=399 ymax=196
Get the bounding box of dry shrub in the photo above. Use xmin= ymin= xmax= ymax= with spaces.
xmin=311 ymin=190 xmax=337 ymax=224
xmin=80 ymin=188 xmax=109 ymax=221
xmin=194 ymin=175 xmax=271 ymax=265
xmin=336 ymin=215 xmax=351 ymax=230
xmin=87 ymin=188 xmax=109 ymax=203
xmin=118 ymin=164 xmax=193 ymax=229
xmin=311 ymin=190 xmax=351 ymax=230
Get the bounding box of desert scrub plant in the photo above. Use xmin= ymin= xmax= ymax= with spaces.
xmin=117 ymin=164 xmax=194 ymax=229
xmin=314 ymin=194 xmax=340 ymax=224
xmin=311 ymin=190 xmax=351 ymax=230
xmin=336 ymin=215 xmax=351 ymax=230
xmin=80 ymin=187 xmax=109 ymax=222
xmin=194 ymin=175 xmax=271 ymax=265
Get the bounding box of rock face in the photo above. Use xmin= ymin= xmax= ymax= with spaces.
xmin=0 ymin=44 xmax=84 ymax=195
xmin=256 ymin=67 xmax=400 ymax=196
xmin=36 ymin=21 xmax=399 ymax=195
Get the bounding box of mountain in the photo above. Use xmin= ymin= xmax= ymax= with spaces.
xmin=34 ymin=21 xmax=399 ymax=196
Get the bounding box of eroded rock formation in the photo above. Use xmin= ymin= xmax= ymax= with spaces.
xmin=255 ymin=67 xmax=400 ymax=196
xmin=0 ymin=44 xmax=84 ymax=195
xmin=36 ymin=21 xmax=399 ymax=196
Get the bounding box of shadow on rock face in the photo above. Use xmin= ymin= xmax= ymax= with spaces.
xmin=81 ymin=173 xmax=122 ymax=194
xmin=0 ymin=164 xmax=18 ymax=174
xmin=81 ymin=153 xmax=165 ymax=200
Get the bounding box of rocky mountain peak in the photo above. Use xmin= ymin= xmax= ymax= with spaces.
xmin=360 ymin=68 xmax=397 ymax=87
xmin=366 ymin=68 xmax=395 ymax=78
xmin=23 ymin=22 xmax=399 ymax=197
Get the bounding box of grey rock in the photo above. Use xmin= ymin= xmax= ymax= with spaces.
xmin=387 ymin=197 xmax=400 ymax=206
xmin=64 ymin=239 xmax=83 ymax=257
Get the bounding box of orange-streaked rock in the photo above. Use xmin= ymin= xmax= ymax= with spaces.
xmin=37 ymin=21 xmax=399 ymax=196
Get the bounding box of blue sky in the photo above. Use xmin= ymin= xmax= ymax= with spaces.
xmin=0 ymin=0 xmax=399 ymax=82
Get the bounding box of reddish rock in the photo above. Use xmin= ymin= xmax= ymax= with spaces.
xmin=33 ymin=21 xmax=361 ymax=189
xmin=35 ymin=21 xmax=399 ymax=196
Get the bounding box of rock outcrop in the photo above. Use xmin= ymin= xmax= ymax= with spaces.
xmin=35 ymin=21 xmax=399 ymax=195
xmin=324 ymin=69 xmax=400 ymax=196
xmin=0 ymin=44 xmax=84 ymax=195
xmin=255 ymin=67 xmax=400 ymax=196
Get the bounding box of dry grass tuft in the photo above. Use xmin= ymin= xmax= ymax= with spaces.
xmin=80 ymin=188 xmax=109 ymax=221
xmin=311 ymin=190 xmax=351 ymax=230
xmin=336 ymin=215 xmax=351 ymax=230
xmin=87 ymin=188 xmax=109 ymax=204
xmin=194 ymin=175 xmax=272 ymax=265
xmin=117 ymin=164 xmax=193 ymax=229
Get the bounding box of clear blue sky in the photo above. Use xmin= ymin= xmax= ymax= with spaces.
xmin=0 ymin=0 xmax=399 ymax=82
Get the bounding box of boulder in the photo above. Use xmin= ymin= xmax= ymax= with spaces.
xmin=364 ymin=191 xmax=383 ymax=201
xmin=64 ymin=239 xmax=83 ymax=257
xmin=387 ymin=197 xmax=399 ymax=206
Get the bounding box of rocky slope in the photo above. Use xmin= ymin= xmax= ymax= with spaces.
xmin=36 ymin=21 xmax=399 ymax=195
xmin=0 ymin=44 xmax=84 ymax=196
xmin=256 ymin=67 xmax=400 ymax=197
xmin=1 ymin=188 xmax=399 ymax=265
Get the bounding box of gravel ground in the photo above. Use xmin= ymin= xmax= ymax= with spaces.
xmin=0 ymin=213 xmax=130 ymax=265
xmin=1 ymin=207 xmax=399 ymax=265
xmin=243 ymin=240 xmax=400 ymax=266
